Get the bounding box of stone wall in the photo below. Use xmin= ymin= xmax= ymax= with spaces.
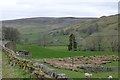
xmin=2 ymin=42 xmax=72 ymax=80
xmin=82 ymin=66 xmax=119 ymax=72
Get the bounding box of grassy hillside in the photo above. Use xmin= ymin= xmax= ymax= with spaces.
xmin=2 ymin=14 xmax=118 ymax=51
xmin=47 ymin=15 xmax=118 ymax=51
xmin=2 ymin=17 xmax=97 ymax=42
xmin=53 ymin=15 xmax=118 ymax=39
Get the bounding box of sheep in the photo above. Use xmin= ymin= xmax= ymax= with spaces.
xmin=84 ymin=73 xmax=92 ymax=78
xmin=16 ymin=53 xmax=20 ymax=55
xmin=108 ymin=75 xmax=113 ymax=80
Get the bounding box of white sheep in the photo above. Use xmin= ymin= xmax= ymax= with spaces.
xmin=85 ymin=73 xmax=92 ymax=78
xmin=16 ymin=54 xmax=20 ymax=55
xmin=108 ymin=75 xmax=113 ymax=80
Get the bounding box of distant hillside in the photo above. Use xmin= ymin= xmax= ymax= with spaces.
xmin=62 ymin=14 xmax=118 ymax=37
xmin=2 ymin=14 xmax=119 ymax=51
xmin=2 ymin=17 xmax=97 ymax=41
xmin=2 ymin=17 xmax=97 ymax=30
xmin=52 ymin=15 xmax=118 ymax=51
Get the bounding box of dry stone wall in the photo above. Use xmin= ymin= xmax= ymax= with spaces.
xmin=2 ymin=43 xmax=72 ymax=80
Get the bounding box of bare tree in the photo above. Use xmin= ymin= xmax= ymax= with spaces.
xmin=41 ymin=32 xmax=48 ymax=47
xmin=2 ymin=26 xmax=20 ymax=43
xmin=2 ymin=26 xmax=20 ymax=52
xmin=96 ymin=34 xmax=103 ymax=51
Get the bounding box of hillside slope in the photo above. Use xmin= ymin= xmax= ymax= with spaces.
xmin=2 ymin=14 xmax=118 ymax=51
xmin=2 ymin=17 xmax=97 ymax=42
xmin=47 ymin=15 xmax=118 ymax=43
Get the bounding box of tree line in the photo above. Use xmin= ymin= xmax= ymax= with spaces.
xmin=68 ymin=33 xmax=120 ymax=52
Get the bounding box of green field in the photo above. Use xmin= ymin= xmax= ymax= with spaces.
xmin=17 ymin=45 xmax=118 ymax=58
xmin=16 ymin=45 xmax=119 ymax=78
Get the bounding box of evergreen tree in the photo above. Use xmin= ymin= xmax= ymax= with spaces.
xmin=68 ymin=34 xmax=77 ymax=51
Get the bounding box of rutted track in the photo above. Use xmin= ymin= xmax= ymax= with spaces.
xmin=1 ymin=41 xmax=72 ymax=80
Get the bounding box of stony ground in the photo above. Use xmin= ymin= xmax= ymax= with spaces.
xmin=33 ymin=55 xmax=119 ymax=71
